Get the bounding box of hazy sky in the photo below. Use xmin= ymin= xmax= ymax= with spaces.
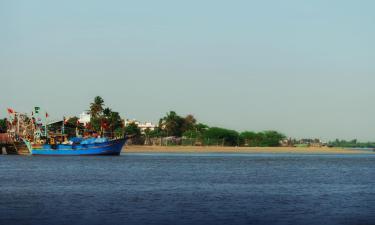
xmin=1 ymin=0 xmax=374 ymax=141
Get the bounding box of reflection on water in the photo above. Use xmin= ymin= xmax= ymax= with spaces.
xmin=0 ymin=153 xmax=374 ymax=225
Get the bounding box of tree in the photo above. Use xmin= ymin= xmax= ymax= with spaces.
xmin=240 ymin=131 xmax=258 ymax=146
xmin=107 ymin=111 xmax=123 ymax=136
xmin=158 ymin=112 xmax=201 ymax=137
xmin=261 ymin=131 xmax=285 ymax=147
xmin=102 ymin=107 xmax=122 ymax=130
xmin=103 ymin=107 xmax=112 ymax=117
xmin=195 ymin=123 xmax=209 ymax=133
xmin=328 ymin=139 xmax=375 ymax=148
xmin=240 ymin=130 xmax=285 ymax=147
xmin=160 ymin=111 xmax=185 ymax=137
xmin=88 ymin=96 xmax=123 ymax=136
xmin=125 ymin=122 xmax=143 ymax=144
xmin=148 ymin=127 xmax=166 ymax=138
xmin=182 ymin=114 xmax=197 ymax=132
xmin=0 ymin=118 xmax=7 ymax=133
xmin=203 ymin=127 xmax=239 ymax=146
xmin=125 ymin=122 xmax=141 ymax=136
xmin=90 ymin=96 xmax=104 ymax=118
xmin=182 ymin=123 xmax=208 ymax=139
xmin=182 ymin=130 xmax=200 ymax=139
xmin=88 ymin=117 xmax=101 ymax=133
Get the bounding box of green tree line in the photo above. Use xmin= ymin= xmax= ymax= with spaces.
xmin=125 ymin=110 xmax=286 ymax=147
xmin=3 ymin=96 xmax=373 ymax=147
xmin=328 ymin=139 xmax=375 ymax=148
xmin=4 ymin=97 xmax=374 ymax=148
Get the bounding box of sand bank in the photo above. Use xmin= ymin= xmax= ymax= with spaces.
xmin=123 ymin=145 xmax=374 ymax=154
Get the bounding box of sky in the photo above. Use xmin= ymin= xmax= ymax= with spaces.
xmin=1 ymin=0 xmax=375 ymax=141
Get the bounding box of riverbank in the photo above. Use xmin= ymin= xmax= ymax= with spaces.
xmin=123 ymin=145 xmax=374 ymax=154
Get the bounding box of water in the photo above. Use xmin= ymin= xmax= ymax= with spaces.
xmin=1 ymin=153 xmax=375 ymax=225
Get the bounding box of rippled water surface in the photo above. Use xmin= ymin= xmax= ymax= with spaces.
xmin=1 ymin=153 xmax=375 ymax=225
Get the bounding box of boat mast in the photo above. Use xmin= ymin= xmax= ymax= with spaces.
xmin=62 ymin=116 xmax=65 ymax=135
xmin=16 ymin=113 xmax=20 ymax=140
xmin=44 ymin=114 xmax=48 ymax=138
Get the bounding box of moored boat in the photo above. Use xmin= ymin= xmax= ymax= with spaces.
xmin=6 ymin=100 xmax=127 ymax=156
xmin=23 ymin=137 xmax=126 ymax=156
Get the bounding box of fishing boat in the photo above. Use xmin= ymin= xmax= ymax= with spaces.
xmin=6 ymin=107 xmax=126 ymax=156
xmin=3 ymin=109 xmax=33 ymax=155
xmin=23 ymin=137 xmax=126 ymax=156
xmin=0 ymin=133 xmax=29 ymax=155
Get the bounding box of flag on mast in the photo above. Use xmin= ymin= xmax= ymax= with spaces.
xmin=7 ymin=108 xmax=14 ymax=114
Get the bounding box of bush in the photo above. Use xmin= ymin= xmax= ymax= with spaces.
xmin=240 ymin=130 xmax=285 ymax=147
xmin=203 ymin=127 xmax=240 ymax=146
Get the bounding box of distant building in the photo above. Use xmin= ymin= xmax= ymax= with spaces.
xmin=138 ymin=122 xmax=157 ymax=132
xmin=280 ymin=138 xmax=325 ymax=147
xmin=78 ymin=111 xmax=91 ymax=125
xmin=292 ymin=138 xmax=324 ymax=147
xmin=78 ymin=113 xmax=157 ymax=133
xmin=125 ymin=119 xmax=156 ymax=133
xmin=280 ymin=138 xmax=294 ymax=147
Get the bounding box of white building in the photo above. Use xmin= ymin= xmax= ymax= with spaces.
xmin=138 ymin=122 xmax=156 ymax=132
xmin=125 ymin=119 xmax=156 ymax=133
xmin=78 ymin=111 xmax=91 ymax=125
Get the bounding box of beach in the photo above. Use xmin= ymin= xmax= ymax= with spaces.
xmin=123 ymin=145 xmax=374 ymax=154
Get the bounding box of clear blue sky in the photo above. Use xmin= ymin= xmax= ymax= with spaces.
xmin=1 ymin=0 xmax=374 ymax=141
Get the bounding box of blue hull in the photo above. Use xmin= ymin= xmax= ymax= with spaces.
xmin=31 ymin=139 xmax=126 ymax=156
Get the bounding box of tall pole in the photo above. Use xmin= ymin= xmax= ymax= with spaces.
xmin=44 ymin=116 xmax=48 ymax=138
xmin=62 ymin=117 xmax=65 ymax=135
xmin=16 ymin=113 xmax=20 ymax=140
xmin=17 ymin=113 xmax=20 ymax=135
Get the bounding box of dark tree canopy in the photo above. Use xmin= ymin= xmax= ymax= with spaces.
xmin=240 ymin=130 xmax=285 ymax=147
xmin=125 ymin=122 xmax=143 ymax=144
xmin=88 ymin=96 xmax=123 ymax=136
xmin=159 ymin=111 xmax=198 ymax=137
xmin=328 ymin=139 xmax=375 ymax=148
xmin=0 ymin=118 xmax=7 ymax=133
xmin=203 ymin=127 xmax=239 ymax=146
xmin=125 ymin=122 xmax=141 ymax=136
xmin=90 ymin=96 xmax=104 ymax=118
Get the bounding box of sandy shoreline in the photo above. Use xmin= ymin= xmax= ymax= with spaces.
xmin=123 ymin=145 xmax=374 ymax=154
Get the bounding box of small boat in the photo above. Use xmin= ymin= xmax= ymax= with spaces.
xmin=23 ymin=137 xmax=126 ymax=156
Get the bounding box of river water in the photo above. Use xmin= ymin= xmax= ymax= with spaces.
xmin=0 ymin=153 xmax=374 ymax=225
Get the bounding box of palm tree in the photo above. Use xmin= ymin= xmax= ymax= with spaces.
xmin=108 ymin=111 xmax=122 ymax=136
xmin=182 ymin=114 xmax=197 ymax=131
xmin=162 ymin=111 xmax=183 ymax=137
xmin=90 ymin=96 xmax=104 ymax=118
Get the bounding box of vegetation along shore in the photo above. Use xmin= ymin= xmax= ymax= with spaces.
xmin=124 ymin=145 xmax=374 ymax=154
xmin=1 ymin=96 xmax=375 ymax=152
